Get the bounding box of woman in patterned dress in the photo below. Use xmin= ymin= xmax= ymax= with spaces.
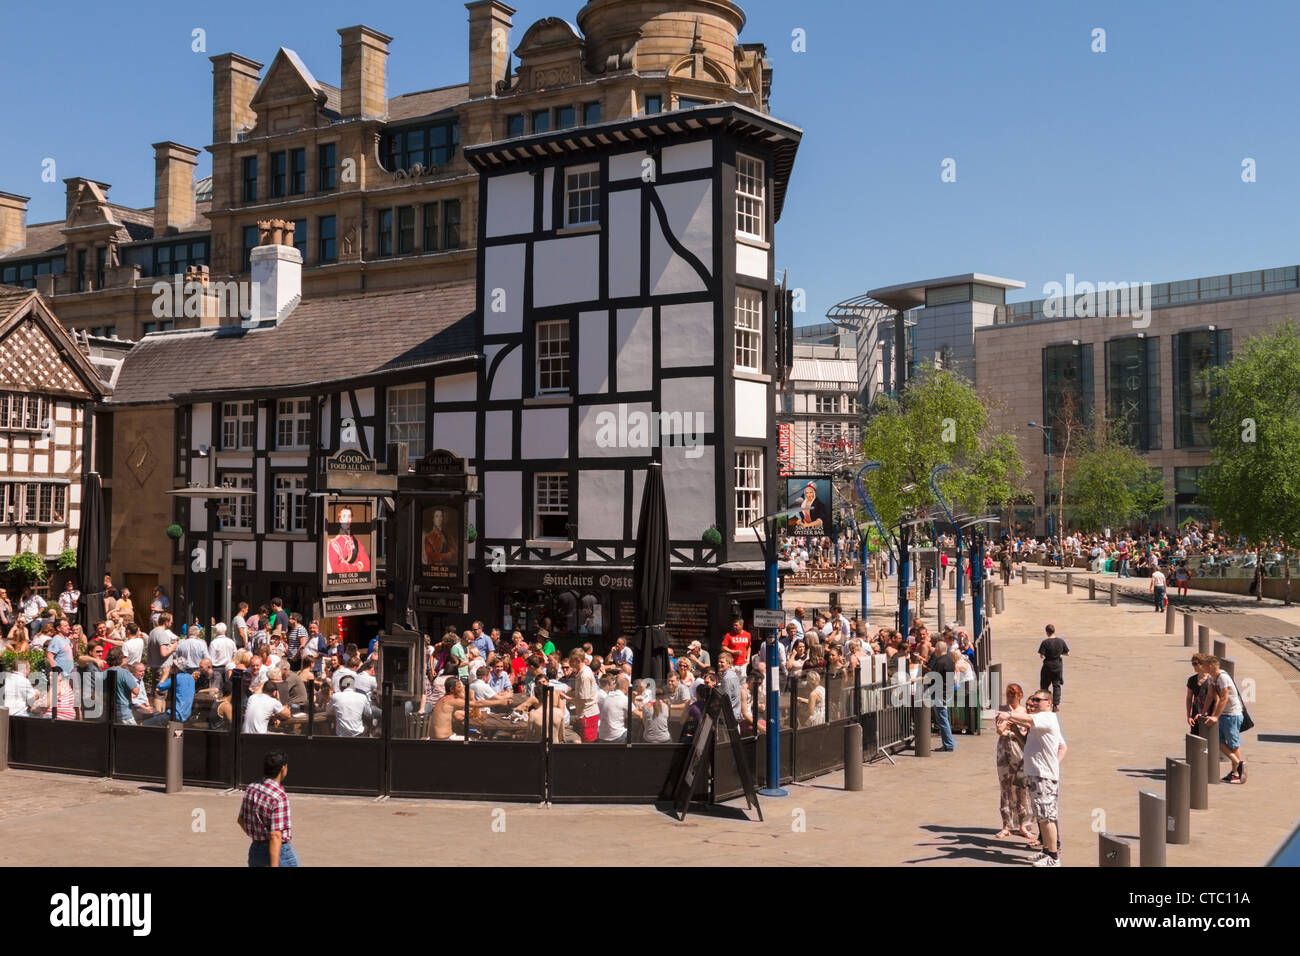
xmin=995 ymin=682 xmax=1035 ymax=840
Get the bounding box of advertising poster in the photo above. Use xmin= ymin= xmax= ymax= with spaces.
xmin=321 ymin=498 xmax=376 ymax=592
xmin=783 ymin=476 xmax=833 ymax=538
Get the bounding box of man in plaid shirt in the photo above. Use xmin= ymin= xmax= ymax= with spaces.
xmin=237 ymin=751 xmax=299 ymax=867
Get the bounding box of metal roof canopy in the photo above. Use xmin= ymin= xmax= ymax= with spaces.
xmin=867 ymin=273 xmax=1025 ymax=312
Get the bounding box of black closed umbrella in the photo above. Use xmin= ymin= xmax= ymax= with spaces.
xmin=76 ymin=471 xmax=107 ymax=632
xmin=632 ymin=462 xmax=670 ymax=685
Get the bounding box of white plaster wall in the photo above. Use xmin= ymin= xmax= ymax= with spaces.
xmin=578 ymin=310 xmax=610 ymax=394
xmin=484 ymin=244 xmax=527 ymax=335
xmin=736 ymin=242 xmax=768 ymax=280
xmin=433 ymin=411 xmax=476 ymax=459
xmin=662 ymin=140 xmax=713 ymax=174
xmin=262 ymin=540 xmax=286 ymax=572
xmin=656 ymin=178 xmax=713 ymax=276
xmin=579 ymin=470 xmax=624 ymax=539
xmin=486 ymin=172 xmax=534 ymax=237
xmin=484 ymin=471 xmax=523 ymax=538
xmin=521 ymin=407 xmax=569 ymax=459
xmin=608 ymin=190 xmax=640 ymax=299
xmin=616 ymin=308 xmax=653 ymax=392
xmin=578 ymin=401 xmax=652 ymax=457
xmin=293 ymin=541 xmax=316 ymax=572
xmin=487 ymin=345 xmax=522 ymax=401
xmin=354 ymin=388 xmax=375 ymax=418
xmin=434 ymin=371 xmax=476 ymax=404
xmin=734 ymin=379 xmax=768 ymax=438
xmin=534 ymin=235 xmax=600 ymax=307
xmin=192 ymin=405 xmax=212 ymax=449
xmin=484 ymin=409 xmax=514 ymax=459
xmin=659 ymin=376 xmax=714 ymax=435
xmin=649 ymin=209 xmax=708 ymax=296
xmin=609 ymin=150 xmax=648 ymax=181
xmin=662 ymin=444 xmax=716 ymax=540
xmin=660 ymin=300 xmax=715 ymax=367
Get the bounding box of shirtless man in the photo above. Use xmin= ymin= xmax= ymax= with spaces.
xmin=431 ymin=678 xmax=493 ymax=740
xmin=513 ymin=673 xmax=568 ymax=742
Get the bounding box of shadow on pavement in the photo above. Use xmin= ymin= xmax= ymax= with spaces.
xmin=904 ymin=824 xmax=1039 ymax=866
xmin=1117 ymin=767 xmax=1166 ymax=780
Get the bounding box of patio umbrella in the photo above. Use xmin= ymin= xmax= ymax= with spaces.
xmin=632 ymin=462 xmax=670 ymax=685
xmin=76 ymin=471 xmax=107 ymax=632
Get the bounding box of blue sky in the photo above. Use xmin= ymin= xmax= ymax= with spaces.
xmin=3 ymin=0 xmax=1297 ymax=322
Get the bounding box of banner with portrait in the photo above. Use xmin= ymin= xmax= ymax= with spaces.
xmin=418 ymin=500 xmax=466 ymax=588
xmin=782 ymin=476 xmax=833 ymax=539
xmin=321 ymin=498 xmax=377 ymax=592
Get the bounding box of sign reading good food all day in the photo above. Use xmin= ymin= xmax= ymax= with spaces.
xmin=325 ymin=449 xmax=376 ymax=473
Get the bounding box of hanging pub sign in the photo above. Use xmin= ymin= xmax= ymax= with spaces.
xmin=415 ymin=448 xmax=467 ymax=478
xmin=321 ymin=594 xmax=379 ymax=618
xmin=321 ymin=497 xmax=377 ymax=592
xmin=781 ymin=475 xmax=834 ymax=539
xmin=777 ymin=423 xmax=794 ymax=477
xmin=418 ymin=499 xmax=467 ymax=588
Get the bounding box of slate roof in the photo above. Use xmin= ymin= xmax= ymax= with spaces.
xmin=109 ymin=281 xmax=479 ymax=406
xmin=387 ymin=84 xmax=469 ymax=122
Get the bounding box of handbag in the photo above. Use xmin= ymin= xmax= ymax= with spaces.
xmin=1230 ymin=674 xmax=1255 ymax=732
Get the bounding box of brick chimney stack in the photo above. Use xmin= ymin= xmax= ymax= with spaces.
xmin=338 ymin=25 xmax=392 ymax=120
xmin=0 ymin=191 xmax=28 ymax=255
xmin=152 ymin=142 xmax=201 ymax=235
xmin=210 ymin=53 xmax=263 ymax=143
xmin=466 ymin=1 xmax=515 ymax=98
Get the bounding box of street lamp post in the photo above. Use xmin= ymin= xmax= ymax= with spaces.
xmin=1028 ymin=421 xmax=1054 ymax=538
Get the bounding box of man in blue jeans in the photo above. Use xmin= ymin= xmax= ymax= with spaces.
xmin=1149 ymin=567 xmax=1167 ymax=612
xmin=238 ymin=751 xmax=299 ymax=866
xmin=926 ymin=642 xmax=957 ymax=751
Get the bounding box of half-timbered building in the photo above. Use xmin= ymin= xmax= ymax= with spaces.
xmin=0 ymin=286 xmax=109 ymax=592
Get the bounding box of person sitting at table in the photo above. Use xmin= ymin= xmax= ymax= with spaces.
xmin=327 ymin=674 xmax=375 ymax=737
xmin=513 ymin=673 xmax=568 ymax=742
xmin=270 ymin=666 xmax=309 ymax=716
xmin=632 ymin=680 xmax=672 ymax=743
xmin=432 ymin=679 xmax=493 ymax=740
xmin=469 ymin=665 xmax=513 ymax=707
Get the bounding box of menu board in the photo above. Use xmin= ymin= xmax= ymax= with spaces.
xmin=615 ymin=600 xmax=711 ymax=648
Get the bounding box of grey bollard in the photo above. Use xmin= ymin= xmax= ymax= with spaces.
xmin=1213 ymin=640 xmax=1227 ymax=660
xmin=956 ymin=601 xmax=966 ymax=627
xmin=1165 ymin=758 xmax=1190 ymax=845
xmin=1098 ymin=832 xmax=1133 ymax=867
xmin=1165 ymin=602 xmax=1176 ymax=634
xmin=1185 ymin=734 xmax=1208 ymax=810
xmin=914 ymin=702 xmax=931 ymax=758
xmin=0 ymin=706 xmax=7 ymax=771
xmin=1197 ymin=719 xmax=1220 ymax=785
xmin=1183 ymin=613 xmax=1195 ymax=648
xmin=1089 ymin=578 xmax=1096 ymax=600
xmin=1066 ymin=572 xmax=1074 ymax=594
xmin=996 ymin=585 xmax=1005 ymax=614
xmin=1110 ymin=582 xmax=1117 ymax=606
xmin=166 ymin=721 xmax=184 ymax=794
xmin=844 ymin=723 xmax=863 ymax=790
xmin=1044 ymin=569 xmax=1050 ymax=589
xmin=1198 ymin=625 xmax=1210 ymax=656
xmin=987 ymin=662 xmax=1003 ymax=707
xmin=1139 ymin=789 xmax=1167 ymax=867
xmin=1220 ymin=658 xmax=1235 ymax=680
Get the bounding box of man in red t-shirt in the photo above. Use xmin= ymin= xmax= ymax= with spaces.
xmin=721 ymin=617 xmax=752 ymax=678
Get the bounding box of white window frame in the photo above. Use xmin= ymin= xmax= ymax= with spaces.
xmin=386 ymin=384 xmax=426 ymax=461
xmin=815 ymin=394 xmax=839 ymax=415
xmin=218 ymin=474 xmax=254 ymax=531
xmin=0 ymin=392 xmax=51 ymax=432
xmin=0 ymin=482 xmax=66 ymax=526
xmin=221 ymin=401 xmax=255 ymax=450
xmin=734 ymin=288 xmax=763 ymax=372
xmin=276 ymin=398 xmax=312 ymax=450
xmin=534 ymin=473 xmax=569 ymax=540
xmin=735 ymin=153 xmax=765 ymax=240
xmin=273 ymin=474 xmax=308 ymax=533
xmin=535 ymin=320 xmax=571 ymax=396
xmin=734 ymin=448 xmax=763 ymax=534
xmin=564 ymin=164 xmax=601 ymax=227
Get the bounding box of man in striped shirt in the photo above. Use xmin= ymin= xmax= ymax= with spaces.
xmin=237 ymin=751 xmax=299 ymax=867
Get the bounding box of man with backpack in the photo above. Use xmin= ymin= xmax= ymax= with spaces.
xmin=1202 ymin=655 xmax=1250 ymax=784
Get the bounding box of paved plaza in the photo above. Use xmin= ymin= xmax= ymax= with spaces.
xmin=1 ymin=573 xmax=1296 ymax=867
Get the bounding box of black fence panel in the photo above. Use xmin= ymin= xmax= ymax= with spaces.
xmin=793 ymin=720 xmax=853 ymax=781
xmin=753 ymin=731 xmax=794 ymax=789
xmin=390 ymin=740 xmax=545 ymax=802
xmin=548 ymin=742 xmax=698 ymax=803
xmin=8 ymin=718 xmax=107 ymax=776
xmin=111 ymin=725 xmax=167 ymax=782
xmin=238 ymin=734 xmax=382 ymax=796
xmin=182 ymin=729 xmax=234 ymax=787
xmin=711 ymin=733 xmax=758 ymax=802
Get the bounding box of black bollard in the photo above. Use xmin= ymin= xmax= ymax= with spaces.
xmin=844 ymin=723 xmax=863 ymax=791
xmin=914 ymin=701 xmax=931 ymax=758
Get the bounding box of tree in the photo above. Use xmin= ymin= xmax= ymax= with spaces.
xmin=1046 ymin=389 xmax=1090 ymax=539
xmin=857 ymin=363 xmax=1026 ymax=532
xmin=1198 ymin=321 xmax=1300 ymax=605
xmin=1064 ymin=423 xmax=1166 ymax=531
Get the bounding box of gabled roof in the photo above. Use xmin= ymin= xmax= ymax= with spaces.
xmin=109 ymin=281 xmax=480 ymax=406
xmin=0 ymin=285 xmax=110 ymax=398
xmin=250 ymin=47 xmax=337 ymax=117
xmin=387 ymin=84 xmax=470 ymax=123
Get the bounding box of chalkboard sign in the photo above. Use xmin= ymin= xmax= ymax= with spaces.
xmin=616 ymin=599 xmax=710 ymax=647
xmin=672 ymin=688 xmax=762 ymax=822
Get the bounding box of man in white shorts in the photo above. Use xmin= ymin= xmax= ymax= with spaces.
xmin=997 ymin=688 xmax=1067 ymax=866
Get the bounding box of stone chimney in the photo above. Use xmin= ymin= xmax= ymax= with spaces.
xmin=338 ymin=25 xmax=392 ymax=120
xmin=152 ymin=142 xmax=201 ymax=235
xmin=466 ymin=1 xmax=515 ymax=98
xmin=249 ymin=219 xmax=302 ymax=323
xmin=0 ymin=191 xmax=28 ymax=255
xmin=210 ymin=53 xmax=263 ymax=143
